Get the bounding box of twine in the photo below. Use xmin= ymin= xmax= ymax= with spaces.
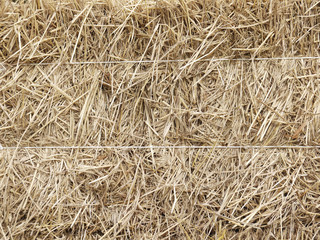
xmin=1 ymin=145 xmax=320 ymax=150
xmin=1 ymin=56 xmax=320 ymax=68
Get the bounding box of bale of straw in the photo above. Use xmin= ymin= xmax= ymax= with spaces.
xmin=1 ymin=0 xmax=320 ymax=239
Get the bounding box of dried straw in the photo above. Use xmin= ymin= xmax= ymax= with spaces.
xmin=1 ymin=0 xmax=320 ymax=239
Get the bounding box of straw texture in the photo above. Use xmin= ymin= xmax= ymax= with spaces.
xmin=1 ymin=148 xmax=320 ymax=239
xmin=1 ymin=0 xmax=320 ymax=239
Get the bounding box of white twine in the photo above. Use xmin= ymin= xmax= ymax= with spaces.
xmin=1 ymin=145 xmax=320 ymax=150
xmin=2 ymin=56 xmax=320 ymax=66
xmin=70 ymin=56 xmax=320 ymax=64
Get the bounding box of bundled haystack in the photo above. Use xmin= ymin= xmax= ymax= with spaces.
xmin=1 ymin=0 xmax=320 ymax=239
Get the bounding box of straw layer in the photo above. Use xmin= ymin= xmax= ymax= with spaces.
xmin=1 ymin=0 xmax=320 ymax=64
xmin=1 ymin=148 xmax=320 ymax=239
xmin=1 ymin=60 xmax=320 ymax=147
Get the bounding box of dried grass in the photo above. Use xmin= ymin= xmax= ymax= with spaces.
xmin=1 ymin=0 xmax=320 ymax=239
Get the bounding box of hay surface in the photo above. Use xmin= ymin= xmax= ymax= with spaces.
xmin=1 ymin=148 xmax=320 ymax=239
xmin=1 ymin=0 xmax=320 ymax=239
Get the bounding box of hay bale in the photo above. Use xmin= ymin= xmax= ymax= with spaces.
xmin=1 ymin=0 xmax=320 ymax=239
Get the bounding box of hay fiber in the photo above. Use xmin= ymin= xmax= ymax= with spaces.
xmin=1 ymin=0 xmax=320 ymax=239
